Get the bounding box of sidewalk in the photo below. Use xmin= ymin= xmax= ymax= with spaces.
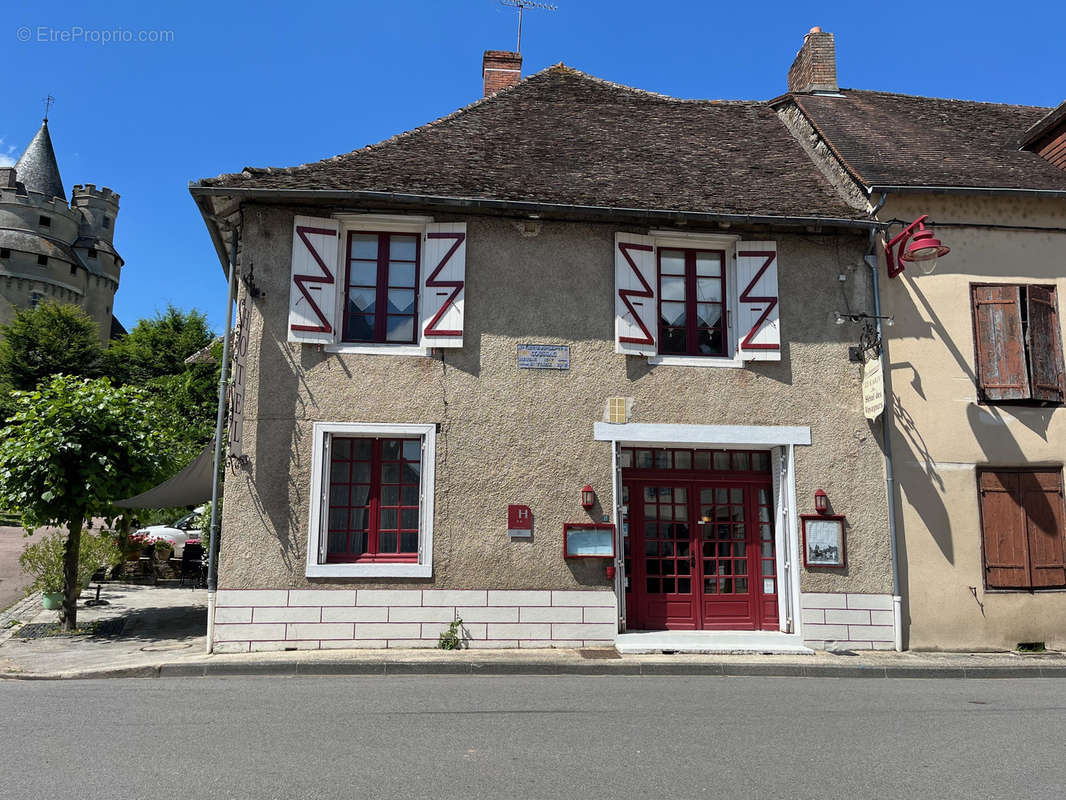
xmin=2 ymin=582 xmax=1065 ymax=680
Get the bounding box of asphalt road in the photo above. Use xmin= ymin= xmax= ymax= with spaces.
xmin=2 ymin=675 xmax=1064 ymax=799
xmin=0 ymin=525 xmax=46 ymax=612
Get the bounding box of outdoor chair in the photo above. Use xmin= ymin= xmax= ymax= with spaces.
xmin=179 ymin=542 xmax=206 ymax=587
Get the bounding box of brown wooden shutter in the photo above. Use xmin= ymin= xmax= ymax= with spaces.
xmin=1020 ymin=470 xmax=1066 ymax=588
xmin=972 ymin=285 xmax=1030 ymax=401
xmin=1025 ymin=286 xmax=1065 ymax=403
xmin=978 ymin=470 xmax=1030 ymax=588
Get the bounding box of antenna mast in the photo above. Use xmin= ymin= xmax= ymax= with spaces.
xmin=500 ymin=0 xmax=557 ymax=53
xmin=43 ymin=94 xmax=55 ymax=122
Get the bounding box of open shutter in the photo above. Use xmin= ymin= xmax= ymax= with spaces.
xmin=1025 ymin=285 xmax=1065 ymax=403
xmin=614 ymin=233 xmax=657 ymax=356
xmin=978 ymin=470 xmax=1030 ymax=589
xmin=419 ymin=222 xmax=466 ymax=349
xmin=972 ymin=285 xmax=1029 ymax=401
xmin=736 ymin=242 xmax=781 ymax=361
xmin=288 ymin=215 xmax=339 ymax=344
xmin=1021 ymin=471 xmax=1066 ymax=588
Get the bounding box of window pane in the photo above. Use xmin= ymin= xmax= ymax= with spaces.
xmin=350 ymin=508 xmax=368 ymax=531
xmin=380 ymin=509 xmax=398 ymax=530
xmin=400 ymin=532 xmax=418 ymax=552
xmin=348 ymin=261 xmax=377 ymax=287
xmin=387 ymin=289 xmax=415 ymax=315
xmin=696 ymin=278 xmax=722 ymax=303
xmin=353 ymin=462 xmax=371 ymax=483
xmin=620 ymin=449 xmax=633 ymax=468
xmin=386 ymin=316 xmax=415 ymax=342
xmin=330 ymin=461 xmax=349 ymax=483
xmin=332 ymin=438 xmax=351 ymax=460
xmin=327 ymin=508 xmax=347 ymax=530
xmin=660 ymin=327 xmax=687 ymax=354
xmin=381 ymin=439 xmax=402 ymax=460
xmin=696 ymin=253 xmax=721 ymax=277
xmin=382 ymin=463 xmax=400 ymax=483
xmin=389 ymin=235 xmax=417 ymax=262
xmin=348 ymin=288 xmax=376 ymax=313
xmin=401 ymin=484 xmax=419 ymax=505
xmin=381 ymin=486 xmax=400 ymax=505
xmin=379 ymin=532 xmax=397 ymax=553
xmin=694 ymin=451 xmax=711 ymax=470
xmin=697 ymin=303 xmax=721 ymax=329
xmin=401 ymin=508 xmax=419 ymax=529
xmin=388 ymin=262 xmax=416 ymax=288
xmin=660 ymin=301 xmax=686 ymax=326
xmin=401 ymin=462 xmax=421 ymax=482
xmin=697 ymin=327 xmax=723 ymax=355
xmin=661 ymin=276 xmax=686 ymax=301
xmin=402 ymin=440 xmax=420 ymax=461
xmin=674 ymin=451 xmax=692 ymax=469
xmin=349 ymin=485 xmax=370 ymax=506
xmin=350 ymin=532 xmax=368 ymax=554
xmin=352 ymin=439 xmax=372 ymax=460
xmin=350 ymin=234 xmax=378 ymax=260
xmin=660 ymin=250 xmax=685 ymax=275
xmin=345 ymin=312 xmax=375 ymax=340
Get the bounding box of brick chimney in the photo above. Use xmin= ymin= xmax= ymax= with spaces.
xmin=483 ymin=50 xmax=522 ymax=96
xmin=787 ymin=26 xmax=838 ymax=94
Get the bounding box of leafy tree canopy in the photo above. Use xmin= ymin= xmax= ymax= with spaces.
xmin=0 ymin=302 xmax=102 ymax=391
xmin=104 ymin=305 xmax=214 ymax=385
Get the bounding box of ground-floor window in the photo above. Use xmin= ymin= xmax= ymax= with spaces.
xmin=306 ymin=422 xmax=435 ymax=578
xmin=978 ymin=468 xmax=1066 ymax=590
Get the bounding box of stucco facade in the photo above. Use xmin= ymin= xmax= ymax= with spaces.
xmin=212 ymin=206 xmax=894 ymax=651
xmin=877 ymin=194 xmax=1066 ymax=651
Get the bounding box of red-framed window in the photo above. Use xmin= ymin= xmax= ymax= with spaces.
xmin=620 ymin=447 xmax=771 ymax=473
xmin=326 ymin=436 xmax=421 ymax=562
xmin=343 ymin=231 xmax=420 ymax=344
xmin=658 ymin=247 xmax=727 ymax=357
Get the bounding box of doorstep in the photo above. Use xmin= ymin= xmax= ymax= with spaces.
xmin=615 ymin=630 xmax=814 ymax=655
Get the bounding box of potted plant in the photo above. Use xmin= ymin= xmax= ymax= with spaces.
xmin=19 ymin=532 xmax=122 ymax=610
xmin=18 ymin=533 xmax=67 ymax=609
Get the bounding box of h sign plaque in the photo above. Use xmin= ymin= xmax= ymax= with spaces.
xmin=508 ymin=505 xmax=533 ymax=538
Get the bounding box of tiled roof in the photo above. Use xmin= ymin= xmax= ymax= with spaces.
xmin=196 ymin=66 xmax=865 ymax=220
xmin=791 ymin=89 xmax=1066 ymax=191
xmin=14 ymin=121 xmax=65 ymax=200
xmin=1020 ymin=99 xmax=1066 ymax=150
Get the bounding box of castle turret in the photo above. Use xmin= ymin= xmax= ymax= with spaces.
xmin=71 ymin=183 xmax=120 ymax=247
xmin=14 ymin=120 xmax=65 ymax=200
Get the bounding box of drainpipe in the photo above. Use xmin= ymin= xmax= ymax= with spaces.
xmin=205 ymin=227 xmax=239 ymax=655
xmin=865 ymin=197 xmax=903 ymax=651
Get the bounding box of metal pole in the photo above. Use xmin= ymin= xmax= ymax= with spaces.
xmin=865 ymin=245 xmax=903 ymax=651
xmin=205 ymin=227 xmax=239 ymax=654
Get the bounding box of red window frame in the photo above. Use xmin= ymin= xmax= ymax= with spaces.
xmin=657 ymin=247 xmax=727 ymax=357
xmin=325 ymin=436 xmax=421 ymax=563
xmin=619 ymin=447 xmax=771 ymax=473
xmin=342 ymin=231 xmax=420 ymax=344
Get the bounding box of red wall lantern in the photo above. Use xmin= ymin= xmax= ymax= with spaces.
xmin=814 ymin=489 xmax=829 ymax=515
xmin=581 ymin=485 xmax=595 ymax=509
xmin=884 ymin=215 xmax=951 ymax=278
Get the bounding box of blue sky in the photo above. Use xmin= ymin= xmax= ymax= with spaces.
xmin=5 ymin=0 xmax=1065 ymax=333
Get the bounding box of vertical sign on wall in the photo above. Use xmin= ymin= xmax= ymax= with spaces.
xmin=508 ymin=505 xmax=533 ymax=538
xmin=862 ymin=357 xmax=884 ymax=421
xmin=227 ymin=296 xmax=250 ymax=462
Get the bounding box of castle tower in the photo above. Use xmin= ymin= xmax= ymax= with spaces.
xmin=0 ymin=117 xmax=123 ymax=341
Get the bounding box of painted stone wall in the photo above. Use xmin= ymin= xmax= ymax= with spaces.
xmin=880 ymin=193 xmax=1066 ymax=650
xmin=219 ymin=206 xmax=891 ymax=611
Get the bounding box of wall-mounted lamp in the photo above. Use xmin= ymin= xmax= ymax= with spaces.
xmin=581 ymin=485 xmax=595 ymax=509
xmin=814 ymin=489 xmax=829 ymax=515
xmin=884 ymin=215 xmax=951 ymax=278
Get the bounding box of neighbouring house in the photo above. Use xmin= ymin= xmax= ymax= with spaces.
xmin=773 ymin=28 xmax=1066 ymax=650
xmin=189 ymin=48 xmax=903 ymax=655
xmin=0 ymin=117 xmax=124 ymax=341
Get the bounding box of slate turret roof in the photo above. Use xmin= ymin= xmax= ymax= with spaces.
xmin=14 ymin=120 xmax=66 ymax=200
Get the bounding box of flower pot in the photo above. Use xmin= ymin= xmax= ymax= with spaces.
xmin=41 ymin=591 xmax=63 ymax=610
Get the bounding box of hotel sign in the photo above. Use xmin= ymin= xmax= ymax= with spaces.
xmin=862 ymin=357 xmax=884 ymax=421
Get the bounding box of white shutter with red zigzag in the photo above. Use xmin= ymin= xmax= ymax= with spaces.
xmin=736 ymin=242 xmax=781 ymax=361
xmin=287 ymin=215 xmax=340 ymax=344
xmin=419 ymin=222 xmax=467 ymax=348
xmin=614 ymin=233 xmax=657 ymax=356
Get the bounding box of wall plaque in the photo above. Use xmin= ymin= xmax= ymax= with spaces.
xmin=508 ymin=505 xmax=533 ymax=538
xmin=517 ymin=344 xmax=570 ymax=370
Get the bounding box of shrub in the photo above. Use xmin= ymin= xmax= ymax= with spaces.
xmin=20 ymin=532 xmax=121 ymax=595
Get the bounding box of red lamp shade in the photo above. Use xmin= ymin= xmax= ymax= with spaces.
xmin=581 ymin=485 xmax=595 ymax=509
xmin=902 ymin=226 xmax=950 ymax=275
xmin=814 ymin=489 xmax=829 ymax=515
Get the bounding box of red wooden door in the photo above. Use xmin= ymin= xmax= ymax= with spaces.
xmin=626 ymin=477 xmax=778 ymax=631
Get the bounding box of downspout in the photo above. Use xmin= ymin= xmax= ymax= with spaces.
xmin=866 ymin=192 xmax=903 ymax=651
xmin=205 ymin=227 xmax=239 ymax=655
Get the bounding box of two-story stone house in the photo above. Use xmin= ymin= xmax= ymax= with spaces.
xmin=191 ymin=53 xmax=899 ymax=654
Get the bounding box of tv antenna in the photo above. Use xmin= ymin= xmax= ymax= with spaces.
xmin=43 ymin=94 xmax=55 ymax=122
xmin=500 ymin=0 xmax=556 ymax=53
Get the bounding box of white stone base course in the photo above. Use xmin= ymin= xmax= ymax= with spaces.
xmin=800 ymin=592 xmax=896 ymax=650
xmin=213 ymin=589 xmax=617 ymax=651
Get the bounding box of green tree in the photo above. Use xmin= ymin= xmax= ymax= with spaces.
xmin=0 ymin=302 xmax=103 ymax=391
xmin=0 ymin=376 xmax=174 ymax=629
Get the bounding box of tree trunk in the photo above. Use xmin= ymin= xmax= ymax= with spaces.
xmin=59 ymin=514 xmax=84 ymax=631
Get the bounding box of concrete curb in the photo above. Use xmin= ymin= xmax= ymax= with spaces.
xmin=4 ymin=659 xmax=1066 ymax=681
